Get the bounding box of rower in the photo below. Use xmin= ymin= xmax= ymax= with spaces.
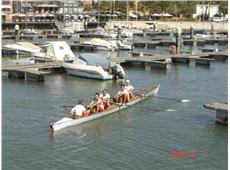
xmin=116 ymin=83 xmax=130 ymax=104
xmin=69 ymin=100 xmax=86 ymax=119
xmin=101 ymin=89 xmax=111 ymax=109
xmin=88 ymin=93 xmax=105 ymax=113
xmin=125 ymin=80 xmax=134 ymax=99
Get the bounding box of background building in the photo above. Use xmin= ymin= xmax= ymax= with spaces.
xmin=193 ymin=4 xmax=220 ymax=20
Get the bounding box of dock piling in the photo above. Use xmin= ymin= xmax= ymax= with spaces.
xmin=190 ymin=25 xmax=194 ymax=39
xmin=203 ymin=102 xmax=228 ymax=125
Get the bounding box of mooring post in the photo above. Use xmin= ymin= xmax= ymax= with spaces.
xmin=193 ymin=36 xmax=197 ymax=47
xmin=15 ymin=24 xmax=20 ymax=42
xmin=190 ymin=25 xmax=194 ymax=39
xmin=176 ymin=27 xmax=182 ymax=54
xmin=153 ymin=22 xmax=156 ymax=32
xmin=210 ymin=23 xmax=214 ymax=39
xmin=84 ymin=19 xmax=88 ymax=33
xmin=131 ymin=36 xmax=134 ymax=54
xmin=118 ymin=26 xmax=121 ymax=41
xmin=24 ymin=72 xmax=27 ymax=81
xmin=16 ymin=50 xmax=19 ymax=64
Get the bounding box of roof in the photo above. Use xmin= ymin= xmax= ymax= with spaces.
xmin=37 ymin=4 xmax=59 ymax=8
xmin=79 ymin=53 xmax=108 ymax=68
xmin=1 ymin=5 xmax=11 ymax=9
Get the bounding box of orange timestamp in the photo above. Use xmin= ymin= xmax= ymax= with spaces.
xmin=170 ymin=151 xmax=209 ymax=159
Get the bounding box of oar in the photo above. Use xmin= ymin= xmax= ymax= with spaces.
xmin=62 ymin=105 xmax=74 ymax=108
xmin=62 ymin=105 xmax=77 ymax=112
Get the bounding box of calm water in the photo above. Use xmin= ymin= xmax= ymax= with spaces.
xmin=2 ymin=46 xmax=228 ymax=170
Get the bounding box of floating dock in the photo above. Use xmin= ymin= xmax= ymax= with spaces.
xmin=2 ymin=61 xmax=63 ymax=81
xmin=203 ymin=102 xmax=228 ymax=125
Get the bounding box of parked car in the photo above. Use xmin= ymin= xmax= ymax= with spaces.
xmin=212 ymin=16 xmax=224 ymax=22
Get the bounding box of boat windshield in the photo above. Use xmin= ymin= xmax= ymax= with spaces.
xmin=79 ymin=53 xmax=109 ymax=68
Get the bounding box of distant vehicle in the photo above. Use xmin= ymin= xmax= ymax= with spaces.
xmin=59 ymin=28 xmax=74 ymax=35
xmin=20 ymin=29 xmax=38 ymax=35
xmin=212 ymin=16 xmax=224 ymax=22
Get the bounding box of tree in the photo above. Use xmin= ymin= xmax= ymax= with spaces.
xmin=216 ymin=1 xmax=228 ymax=16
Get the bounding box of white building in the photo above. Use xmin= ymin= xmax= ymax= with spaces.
xmin=193 ymin=4 xmax=219 ymax=19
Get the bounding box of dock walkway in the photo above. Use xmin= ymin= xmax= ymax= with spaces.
xmin=203 ymin=102 xmax=228 ymax=125
xmin=2 ymin=50 xmax=228 ymax=81
xmin=2 ymin=61 xmax=63 ymax=81
xmin=111 ymin=50 xmax=227 ymax=69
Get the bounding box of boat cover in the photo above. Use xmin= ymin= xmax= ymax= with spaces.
xmin=3 ymin=42 xmax=41 ymax=53
xmin=79 ymin=53 xmax=109 ymax=68
xmin=46 ymin=41 xmax=75 ymax=61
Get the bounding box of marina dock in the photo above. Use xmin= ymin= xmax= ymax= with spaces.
xmin=2 ymin=49 xmax=228 ymax=81
xmin=2 ymin=61 xmax=63 ymax=81
xmin=203 ymin=102 xmax=228 ymax=125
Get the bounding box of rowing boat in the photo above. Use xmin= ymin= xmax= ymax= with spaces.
xmin=49 ymin=84 xmax=160 ymax=133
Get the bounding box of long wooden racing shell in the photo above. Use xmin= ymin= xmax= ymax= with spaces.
xmin=49 ymin=84 xmax=160 ymax=133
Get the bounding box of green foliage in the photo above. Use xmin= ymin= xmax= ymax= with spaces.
xmin=87 ymin=1 xmax=228 ymax=19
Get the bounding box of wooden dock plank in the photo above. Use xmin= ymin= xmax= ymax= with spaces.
xmin=203 ymin=102 xmax=228 ymax=111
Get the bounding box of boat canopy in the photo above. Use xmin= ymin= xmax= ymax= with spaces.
xmin=79 ymin=53 xmax=109 ymax=68
xmin=46 ymin=41 xmax=75 ymax=61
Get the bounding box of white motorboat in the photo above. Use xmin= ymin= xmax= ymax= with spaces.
xmin=109 ymin=40 xmax=131 ymax=50
xmin=82 ymin=38 xmax=116 ymax=51
xmin=94 ymin=27 xmax=117 ymax=39
xmin=120 ymin=29 xmax=143 ymax=38
xmin=63 ymin=53 xmax=125 ymax=80
xmin=121 ymin=30 xmax=133 ymax=38
xmin=195 ymin=34 xmax=211 ymax=39
xmin=3 ymin=42 xmax=42 ymax=54
xmin=117 ymin=41 xmax=132 ymax=50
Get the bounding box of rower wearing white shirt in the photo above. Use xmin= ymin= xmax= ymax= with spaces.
xmin=88 ymin=93 xmax=104 ymax=113
xmin=125 ymin=80 xmax=134 ymax=99
xmin=70 ymin=100 xmax=86 ymax=119
xmin=116 ymin=84 xmax=130 ymax=103
xmin=101 ymin=89 xmax=111 ymax=109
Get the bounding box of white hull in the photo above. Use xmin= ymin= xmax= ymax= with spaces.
xmin=63 ymin=62 xmax=113 ymax=80
xmin=49 ymin=84 xmax=160 ymax=132
xmin=95 ymin=45 xmax=113 ymax=51
xmin=119 ymin=44 xmax=131 ymax=50
xmin=83 ymin=38 xmax=115 ymax=51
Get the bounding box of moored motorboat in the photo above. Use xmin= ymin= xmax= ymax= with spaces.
xmin=63 ymin=53 xmax=125 ymax=80
xmin=3 ymin=42 xmax=42 ymax=54
xmin=49 ymin=84 xmax=160 ymax=133
xmin=30 ymin=41 xmax=76 ymax=63
xmin=82 ymin=38 xmax=116 ymax=51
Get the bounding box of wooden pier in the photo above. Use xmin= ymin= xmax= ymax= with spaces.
xmin=203 ymin=102 xmax=228 ymax=125
xmin=111 ymin=55 xmax=172 ymax=70
xmin=132 ymin=38 xmax=228 ymax=49
xmin=125 ymin=50 xmax=227 ymax=68
xmin=2 ymin=61 xmax=63 ymax=81
xmin=1 ymin=49 xmax=228 ymax=81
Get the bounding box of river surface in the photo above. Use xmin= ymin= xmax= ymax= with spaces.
xmin=2 ymin=44 xmax=228 ymax=170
